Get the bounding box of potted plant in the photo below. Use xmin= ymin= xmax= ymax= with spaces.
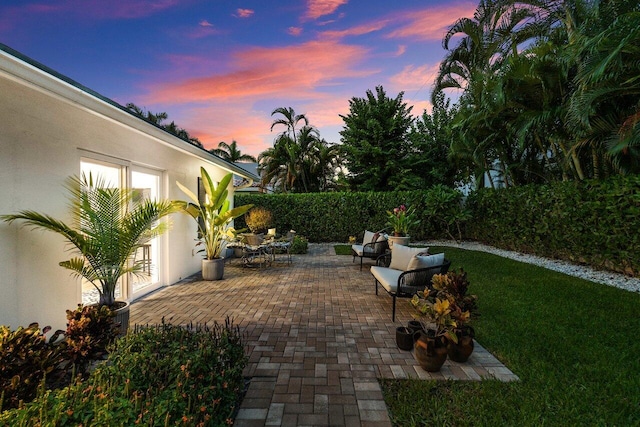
xmin=244 ymin=206 xmax=273 ymax=235
xmin=410 ymin=291 xmax=458 ymax=372
xmin=432 ymin=269 xmax=478 ymax=362
xmin=1 ymin=174 xmax=178 ymax=333
xmin=386 ymin=204 xmax=420 ymax=249
xmin=176 ymin=168 xmax=253 ymax=280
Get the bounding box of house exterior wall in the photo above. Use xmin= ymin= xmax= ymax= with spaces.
xmin=0 ymin=49 xmax=252 ymax=330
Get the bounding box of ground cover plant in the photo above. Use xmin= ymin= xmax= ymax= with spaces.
xmin=380 ymin=246 xmax=640 ymax=426
xmin=1 ymin=319 xmax=247 ymax=426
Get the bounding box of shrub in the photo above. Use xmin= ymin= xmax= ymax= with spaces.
xmin=289 ymin=235 xmax=308 ymax=254
xmin=0 ymin=323 xmax=64 ymax=411
xmin=63 ymin=305 xmax=119 ymax=375
xmin=1 ymin=318 xmax=247 ymax=425
xmin=244 ymin=206 xmax=273 ymax=234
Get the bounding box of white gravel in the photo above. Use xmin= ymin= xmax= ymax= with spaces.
xmin=421 ymin=240 xmax=640 ymax=293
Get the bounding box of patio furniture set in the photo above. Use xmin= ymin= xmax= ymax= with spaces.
xmin=228 ymin=231 xmax=295 ymax=268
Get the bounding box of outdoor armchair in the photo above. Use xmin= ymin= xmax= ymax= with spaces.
xmin=352 ymin=230 xmax=389 ymax=270
xmin=371 ymin=245 xmax=451 ymax=321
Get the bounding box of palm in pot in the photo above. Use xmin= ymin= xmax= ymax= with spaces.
xmin=1 ymin=174 xmax=178 ymax=307
xmin=176 ymin=168 xmax=253 ymax=279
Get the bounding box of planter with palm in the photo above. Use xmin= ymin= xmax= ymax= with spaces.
xmin=1 ymin=174 xmax=178 ymax=333
xmin=176 ymin=168 xmax=253 ymax=280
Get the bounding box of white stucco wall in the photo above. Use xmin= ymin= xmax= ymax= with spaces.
xmin=0 ymin=49 xmax=254 ymax=330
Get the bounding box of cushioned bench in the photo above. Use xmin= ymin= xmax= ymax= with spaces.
xmin=352 ymin=230 xmax=388 ymax=270
xmin=371 ymin=244 xmax=451 ymax=321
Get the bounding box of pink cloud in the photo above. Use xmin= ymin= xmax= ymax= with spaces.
xmin=235 ymin=8 xmax=254 ymax=18
xmin=387 ymin=3 xmax=477 ymax=41
xmin=288 ymin=27 xmax=303 ymax=36
xmin=319 ymin=20 xmax=389 ymax=40
xmin=146 ymin=40 xmax=374 ymax=104
xmin=389 ymin=64 xmax=439 ymax=92
xmin=199 ymin=20 xmax=213 ymax=27
xmin=305 ymin=0 xmax=347 ymax=20
xmin=394 ymin=45 xmax=407 ymax=57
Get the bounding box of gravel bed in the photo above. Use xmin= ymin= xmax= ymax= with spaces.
xmin=420 ymin=240 xmax=640 ymax=293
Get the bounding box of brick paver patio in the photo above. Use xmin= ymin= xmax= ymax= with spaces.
xmin=130 ymin=244 xmax=517 ymax=426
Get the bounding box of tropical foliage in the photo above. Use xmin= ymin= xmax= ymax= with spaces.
xmin=125 ymin=103 xmax=203 ymax=148
xmin=259 ymin=107 xmax=342 ymax=192
xmin=434 ymin=0 xmax=640 ymax=186
xmin=176 ymin=169 xmax=253 ymax=259
xmin=210 ymin=140 xmax=257 ymax=163
xmin=1 ymin=174 xmax=178 ymax=306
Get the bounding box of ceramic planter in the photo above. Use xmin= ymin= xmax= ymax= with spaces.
xmin=396 ymin=326 xmax=415 ymax=351
xmin=414 ymin=331 xmax=448 ymax=372
xmin=202 ymin=258 xmax=225 ymax=280
xmin=387 ymin=235 xmax=410 ymax=250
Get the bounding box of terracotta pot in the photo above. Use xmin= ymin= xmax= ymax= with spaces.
xmin=396 ymin=327 xmax=414 ymax=351
xmin=202 ymin=258 xmax=225 ymax=280
xmin=448 ymin=327 xmax=475 ymax=363
xmin=413 ymin=331 xmax=448 ymax=372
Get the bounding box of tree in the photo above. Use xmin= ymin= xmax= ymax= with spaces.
xmin=125 ymin=103 xmax=203 ymax=148
xmin=209 ymin=140 xmax=257 ymax=163
xmin=339 ymin=86 xmax=414 ymax=191
xmin=259 ymin=108 xmax=341 ymax=193
xmin=407 ymin=92 xmax=461 ymax=188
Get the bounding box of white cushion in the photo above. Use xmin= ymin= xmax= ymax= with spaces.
xmin=407 ymin=252 xmax=444 ymax=271
xmin=371 ymin=266 xmax=402 ymax=293
xmin=389 ymin=244 xmax=427 ymax=271
xmin=351 ymin=244 xmax=364 ymax=256
xmin=363 ymin=230 xmax=375 ymax=244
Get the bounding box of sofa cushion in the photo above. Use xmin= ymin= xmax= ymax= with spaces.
xmin=363 ymin=230 xmax=375 ymax=245
xmin=389 ymin=244 xmax=427 ymax=271
xmin=371 ymin=266 xmax=402 ymax=294
xmin=407 ymin=252 xmax=444 ymax=271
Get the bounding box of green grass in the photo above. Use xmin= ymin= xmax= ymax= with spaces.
xmin=334 ymin=244 xmax=353 ymax=255
xmin=380 ymin=246 xmax=640 ymax=426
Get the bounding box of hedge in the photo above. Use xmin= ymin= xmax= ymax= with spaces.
xmin=235 ymin=175 xmax=639 ymax=276
xmin=235 ymin=191 xmax=456 ymax=243
xmin=465 ymin=175 xmax=640 ymax=276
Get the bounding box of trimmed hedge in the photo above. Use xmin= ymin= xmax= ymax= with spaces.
xmin=236 ymin=175 xmax=639 ymax=276
xmin=235 ymin=191 xmax=456 ymax=243
xmin=465 ymin=175 xmax=640 ymax=276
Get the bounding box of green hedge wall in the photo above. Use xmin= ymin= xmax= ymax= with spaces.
xmin=235 ymin=175 xmax=639 ymax=276
xmin=465 ymin=175 xmax=640 ymax=276
xmin=235 ymin=191 xmax=454 ymax=243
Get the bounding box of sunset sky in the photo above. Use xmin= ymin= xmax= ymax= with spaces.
xmin=0 ymin=0 xmax=475 ymax=156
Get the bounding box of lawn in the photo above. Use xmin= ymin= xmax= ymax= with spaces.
xmin=336 ymin=244 xmax=640 ymax=425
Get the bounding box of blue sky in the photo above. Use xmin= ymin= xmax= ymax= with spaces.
xmin=0 ymin=0 xmax=474 ymax=156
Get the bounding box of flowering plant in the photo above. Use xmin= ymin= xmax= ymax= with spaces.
xmin=411 ymin=292 xmax=458 ymax=342
xmin=386 ymin=204 xmax=420 ymax=237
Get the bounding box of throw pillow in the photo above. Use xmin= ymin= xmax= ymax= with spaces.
xmin=362 ymin=230 xmax=374 ymax=245
xmin=389 ymin=244 xmax=426 ymax=271
xmin=407 ymin=252 xmax=444 ymax=271
xmin=371 ymin=232 xmax=380 ymax=243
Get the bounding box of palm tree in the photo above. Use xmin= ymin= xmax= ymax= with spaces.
xmin=210 ymin=140 xmax=257 ymax=163
xmin=270 ymin=107 xmax=309 ymax=144
xmin=1 ymin=174 xmax=178 ymax=306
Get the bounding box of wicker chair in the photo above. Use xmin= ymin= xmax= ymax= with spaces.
xmin=371 ymin=252 xmax=451 ymax=321
xmin=241 ymin=234 xmax=270 ymax=267
xmin=351 ymin=230 xmax=389 ymax=270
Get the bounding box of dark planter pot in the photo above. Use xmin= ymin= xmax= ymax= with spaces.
xmin=414 ymin=331 xmax=448 ymax=372
xmin=396 ymin=327 xmax=414 ymax=351
xmin=448 ymin=327 xmax=475 ymax=363
xmin=202 ymin=258 xmax=225 ymax=280
xmin=112 ymin=301 xmax=130 ymax=336
xmin=407 ymin=320 xmax=423 ymax=334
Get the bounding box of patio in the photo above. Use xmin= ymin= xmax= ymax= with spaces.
xmin=130 ymin=244 xmax=517 ymax=426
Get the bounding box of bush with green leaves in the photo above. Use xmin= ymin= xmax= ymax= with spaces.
xmin=1 ymin=318 xmax=247 ymax=425
xmin=0 ymin=323 xmax=64 ymax=411
xmin=244 ymin=206 xmax=274 ymax=234
xmin=289 ymin=235 xmax=308 ymax=254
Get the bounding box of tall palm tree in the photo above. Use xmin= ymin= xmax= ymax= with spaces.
xmin=1 ymin=174 xmax=178 ymax=306
xmin=270 ymin=107 xmax=309 ymax=144
xmin=210 ymin=140 xmax=257 ymax=163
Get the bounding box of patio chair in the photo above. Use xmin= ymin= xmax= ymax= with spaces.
xmin=241 ymin=233 xmax=270 ymax=268
xmin=371 ymin=245 xmax=451 ymax=321
xmin=270 ymin=230 xmax=295 ymax=264
xmin=352 ymin=230 xmax=389 ymax=270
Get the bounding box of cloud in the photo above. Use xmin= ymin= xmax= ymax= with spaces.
xmin=305 ymin=0 xmax=347 ymax=20
xmin=145 ymin=40 xmax=374 ymax=104
xmin=288 ymin=27 xmax=303 ymax=36
xmin=199 ymin=20 xmax=213 ymax=27
xmin=235 ymin=8 xmax=254 ymax=18
xmin=394 ymin=45 xmax=407 ymax=57
xmin=389 ymin=64 xmax=439 ymax=92
xmin=318 ymin=20 xmax=388 ymax=40
xmin=386 ymin=3 xmax=477 ymax=41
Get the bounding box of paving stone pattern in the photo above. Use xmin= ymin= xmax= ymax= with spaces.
xmin=130 ymin=244 xmax=518 ymax=426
